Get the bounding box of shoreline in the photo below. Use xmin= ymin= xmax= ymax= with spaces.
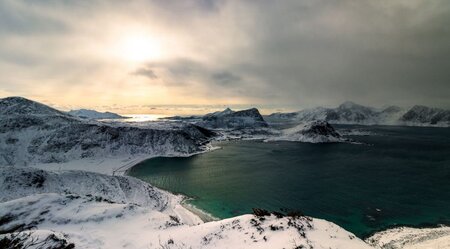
xmin=362 ymin=222 xmax=450 ymax=240
xmin=121 ymin=144 xmax=221 ymax=224
xmin=120 ymin=141 xmax=450 ymax=240
xmin=179 ymin=198 xmax=219 ymax=223
xmin=29 ymin=138 xmax=450 ymax=248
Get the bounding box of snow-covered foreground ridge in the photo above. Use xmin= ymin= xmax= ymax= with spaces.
xmin=0 ymin=167 xmax=372 ymax=249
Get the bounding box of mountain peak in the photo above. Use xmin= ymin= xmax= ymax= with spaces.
xmin=338 ymin=101 xmax=362 ymax=109
xmin=382 ymin=106 xmax=402 ymax=113
xmin=0 ymin=96 xmax=65 ymax=116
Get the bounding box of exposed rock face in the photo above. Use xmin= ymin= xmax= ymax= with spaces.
xmin=198 ymin=108 xmax=268 ymax=130
xmin=68 ymin=109 xmax=127 ymax=119
xmin=0 ymin=97 xmax=215 ymax=166
xmin=299 ymin=120 xmax=341 ymax=138
xmin=401 ymin=105 xmax=450 ymax=125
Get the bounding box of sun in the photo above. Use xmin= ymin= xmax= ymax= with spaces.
xmin=119 ymin=34 xmax=164 ymax=62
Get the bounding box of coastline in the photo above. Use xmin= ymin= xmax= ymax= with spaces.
xmin=366 ymin=225 xmax=450 ymax=249
xmin=29 ymin=143 xmax=222 ymax=226
xmin=26 ymin=139 xmax=450 ymax=248
xmin=179 ymin=198 xmax=219 ymax=223
xmin=120 ymin=144 xmax=221 ymax=224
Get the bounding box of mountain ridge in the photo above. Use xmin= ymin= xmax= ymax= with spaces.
xmin=265 ymin=102 xmax=450 ymax=127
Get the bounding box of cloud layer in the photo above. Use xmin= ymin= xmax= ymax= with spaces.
xmin=1 ymin=0 xmax=450 ymax=111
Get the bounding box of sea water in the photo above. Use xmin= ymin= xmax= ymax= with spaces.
xmin=128 ymin=125 xmax=450 ymax=237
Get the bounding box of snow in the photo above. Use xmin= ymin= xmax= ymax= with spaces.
xmin=265 ymin=101 xmax=450 ymax=127
xmin=366 ymin=226 xmax=450 ymax=249
xmin=1 ymin=96 xmax=449 ymax=249
xmin=0 ymin=167 xmax=372 ymax=249
xmin=400 ymin=105 xmax=450 ymax=127
xmin=197 ymin=108 xmax=269 ymax=130
xmin=67 ymin=109 xmax=127 ymax=120
xmin=266 ymin=121 xmax=346 ymax=143
xmin=0 ymin=112 xmax=214 ymax=167
xmin=0 ymin=194 xmax=372 ymax=249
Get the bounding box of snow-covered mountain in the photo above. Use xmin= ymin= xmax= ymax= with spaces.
xmin=400 ymin=105 xmax=450 ymax=126
xmin=0 ymin=96 xmax=67 ymax=116
xmin=266 ymin=101 xmax=450 ymax=127
xmin=0 ymin=97 xmax=215 ymax=167
xmin=68 ymin=108 xmax=127 ymax=119
xmin=266 ymin=121 xmax=346 ymax=143
xmin=265 ymin=102 xmax=387 ymax=125
xmin=166 ymin=108 xmax=347 ymax=143
xmin=197 ymin=107 xmax=269 ymax=130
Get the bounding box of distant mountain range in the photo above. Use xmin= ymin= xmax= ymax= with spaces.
xmin=265 ymin=101 xmax=450 ymax=127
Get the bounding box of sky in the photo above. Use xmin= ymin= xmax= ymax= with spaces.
xmin=1 ymin=0 xmax=450 ymax=114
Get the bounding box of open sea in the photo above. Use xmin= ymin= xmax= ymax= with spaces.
xmin=128 ymin=125 xmax=450 ymax=238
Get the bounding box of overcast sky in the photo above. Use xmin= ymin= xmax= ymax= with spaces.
xmin=1 ymin=0 xmax=449 ymax=113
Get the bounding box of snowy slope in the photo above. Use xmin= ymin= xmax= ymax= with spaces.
xmin=265 ymin=102 xmax=380 ymax=125
xmin=197 ymin=107 xmax=269 ymax=130
xmin=0 ymin=167 xmax=169 ymax=208
xmin=0 ymin=96 xmax=66 ymax=116
xmin=400 ymin=105 xmax=450 ymax=127
xmin=266 ymin=101 xmax=450 ymax=127
xmin=0 ymin=97 xmax=215 ymax=167
xmin=366 ymin=226 xmax=450 ymax=249
xmin=166 ymin=108 xmax=269 ymax=130
xmin=266 ymin=121 xmax=346 ymax=143
xmin=68 ymin=109 xmax=127 ymax=119
xmin=0 ymin=167 xmax=372 ymax=249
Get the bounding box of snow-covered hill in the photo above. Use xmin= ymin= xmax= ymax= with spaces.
xmin=68 ymin=109 xmax=127 ymax=119
xmin=0 ymin=96 xmax=66 ymax=116
xmin=0 ymin=167 xmax=372 ymax=249
xmin=400 ymin=105 xmax=450 ymax=127
xmin=266 ymin=121 xmax=346 ymax=143
xmin=0 ymin=167 xmax=169 ymax=208
xmin=0 ymin=97 xmax=215 ymax=167
xmin=265 ymin=101 xmax=450 ymax=127
xmin=197 ymin=107 xmax=269 ymax=130
xmin=366 ymin=226 xmax=450 ymax=249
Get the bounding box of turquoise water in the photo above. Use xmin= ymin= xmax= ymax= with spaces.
xmin=128 ymin=125 xmax=450 ymax=238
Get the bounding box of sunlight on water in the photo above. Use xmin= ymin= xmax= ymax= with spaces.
xmin=121 ymin=114 xmax=167 ymax=122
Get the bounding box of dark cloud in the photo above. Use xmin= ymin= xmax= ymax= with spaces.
xmin=0 ymin=1 xmax=68 ymax=35
xmin=1 ymin=0 xmax=450 ymax=108
xmin=132 ymin=67 xmax=158 ymax=79
xmin=211 ymin=71 xmax=241 ymax=85
xmin=222 ymin=0 xmax=450 ymax=108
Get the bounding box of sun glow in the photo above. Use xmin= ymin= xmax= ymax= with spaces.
xmin=119 ymin=34 xmax=164 ymax=62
